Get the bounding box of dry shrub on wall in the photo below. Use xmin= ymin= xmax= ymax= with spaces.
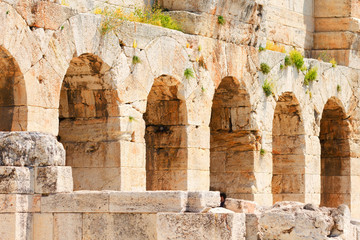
xmin=95 ymin=5 xmax=182 ymax=35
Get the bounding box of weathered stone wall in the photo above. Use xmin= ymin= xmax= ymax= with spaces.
xmin=2 ymin=0 xmax=360 ymax=238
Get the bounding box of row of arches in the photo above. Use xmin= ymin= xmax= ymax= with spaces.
xmin=0 ymin=50 xmax=352 ymax=209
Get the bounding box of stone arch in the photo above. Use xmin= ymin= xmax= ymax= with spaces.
xmin=320 ymin=97 xmax=351 ymax=208
xmin=209 ymin=76 xmax=259 ymax=199
xmin=272 ymin=92 xmax=306 ymax=203
xmin=0 ymin=46 xmax=27 ymax=131
xmin=59 ymin=53 xmax=122 ymax=191
xmin=144 ymin=75 xmax=188 ymax=190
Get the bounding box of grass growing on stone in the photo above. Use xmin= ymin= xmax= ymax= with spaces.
xmin=218 ymin=16 xmax=226 ymax=25
xmin=262 ymin=79 xmax=274 ymax=97
xmin=260 ymin=149 xmax=266 ymax=156
xmin=289 ymin=49 xmax=304 ymax=71
xmin=337 ymin=84 xmax=342 ymax=92
xmin=95 ymin=5 xmax=182 ymax=35
xmin=260 ymin=63 xmax=270 ymax=74
xmin=284 ymin=56 xmax=291 ymax=67
xmin=304 ymin=67 xmax=318 ymax=86
xmin=132 ymin=56 xmax=141 ymax=65
xmin=184 ymin=68 xmax=195 ymax=80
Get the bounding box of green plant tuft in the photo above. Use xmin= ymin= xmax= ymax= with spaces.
xmin=61 ymin=25 xmax=64 ymax=30
xmin=218 ymin=16 xmax=226 ymax=25
xmin=280 ymin=64 xmax=284 ymax=70
xmin=262 ymin=79 xmax=274 ymax=97
xmin=184 ymin=68 xmax=195 ymax=80
xmin=260 ymin=148 xmax=266 ymax=156
xmin=284 ymin=56 xmax=291 ymax=67
xmin=330 ymin=58 xmax=337 ymax=68
xmin=201 ymin=86 xmax=206 ymax=93
xmin=260 ymin=63 xmax=270 ymax=74
xmin=258 ymin=46 xmax=265 ymax=52
xmin=337 ymin=84 xmax=342 ymax=92
xmin=289 ymin=49 xmax=304 ymax=71
xmin=6 ymin=11 xmax=9 ymax=15
xmin=198 ymin=45 xmax=202 ymax=52
xmin=132 ymin=55 xmax=141 ymax=65
xmin=300 ymin=65 xmax=307 ymax=72
xmin=304 ymin=67 xmax=318 ymax=85
xmin=129 ymin=116 xmax=135 ymax=122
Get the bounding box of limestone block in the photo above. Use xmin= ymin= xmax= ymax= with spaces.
xmin=119 ymin=167 xmax=146 ymax=191
xmin=0 ymin=213 xmax=32 ymax=240
xmin=64 ymin=141 xmax=121 ymax=168
xmin=27 ymin=107 xmax=59 ymax=136
xmin=187 ymin=169 xmax=210 ymax=191
xmin=35 ymin=166 xmax=73 ymax=194
xmin=224 ymin=198 xmax=259 ymax=214
xmin=157 ymin=213 xmax=246 ymax=240
xmin=33 ymin=2 xmax=76 ymax=30
xmin=109 ymin=191 xmax=187 ymax=213
xmin=33 ymin=213 xmax=53 ymax=240
xmin=146 ymin=169 xmax=188 ymax=191
xmin=83 ymin=213 xmax=157 ymax=240
xmin=314 ymin=32 xmax=357 ymax=50
xmin=188 ymin=147 xmax=209 ymax=171
xmin=0 ymin=131 xmax=65 ymax=167
xmin=187 ymin=125 xmax=210 ymax=149
xmin=0 ymin=194 xmax=40 ymax=213
xmin=0 ymin=167 xmax=32 ymax=194
xmin=69 ymin=14 xmax=102 ymax=57
xmin=41 ymin=191 xmax=109 ymax=213
xmin=245 ymin=214 xmax=261 ymax=240
xmin=186 ymin=191 xmax=220 ymax=212
xmin=54 ymin=213 xmax=82 ymax=240
xmin=314 ymin=0 xmax=351 ymax=17
xmin=72 ymin=167 xmax=121 ymax=191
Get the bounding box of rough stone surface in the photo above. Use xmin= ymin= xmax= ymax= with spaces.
xmin=0 ymin=166 xmax=32 ymax=194
xmin=225 ymin=198 xmax=260 ymax=214
xmin=0 ymin=132 xmax=65 ymax=167
xmin=186 ymin=191 xmax=220 ymax=212
xmin=157 ymin=212 xmax=246 ymax=240
xmin=109 ymin=191 xmax=187 ymax=213
xmin=34 ymin=166 xmax=73 ymax=194
xmin=258 ymin=201 xmax=352 ymax=240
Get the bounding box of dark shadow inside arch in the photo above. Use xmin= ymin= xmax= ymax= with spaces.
xmin=210 ymin=77 xmax=257 ymax=199
xmin=272 ymin=92 xmax=306 ymax=203
xmin=320 ymin=97 xmax=351 ymax=207
xmin=59 ymin=53 xmax=120 ymax=190
xmin=144 ymin=75 xmax=188 ymax=190
xmin=0 ymin=46 xmax=27 ymax=131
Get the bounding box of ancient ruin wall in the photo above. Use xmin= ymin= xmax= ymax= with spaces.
xmin=1 ymin=0 xmax=360 ymax=238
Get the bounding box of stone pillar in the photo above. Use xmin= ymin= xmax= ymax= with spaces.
xmin=0 ymin=131 xmax=73 ymax=194
xmin=187 ymin=125 xmax=210 ymax=191
xmin=0 ymin=131 xmax=73 ymax=239
xmin=313 ymin=0 xmax=360 ymax=68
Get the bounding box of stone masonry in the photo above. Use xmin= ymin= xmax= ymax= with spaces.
xmin=2 ymin=0 xmax=360 ymax=239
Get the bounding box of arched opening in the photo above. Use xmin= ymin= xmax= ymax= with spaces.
xmin=320 ymin=98 xmax=350 ymax=207
xmin=144 ymin=75 xmax=187 ymax=190
xmin=59 ymin=54 xmax=121 ymax=190
xmin=272 ymin=92 xmax=306 ymax=203
xmin=0 ymin=47 xmax=26 ymax=131
xmin=210 ymin=77 xmax=257 ymax=199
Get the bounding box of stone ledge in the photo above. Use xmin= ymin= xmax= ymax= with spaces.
xmin=40 ymin=191 xmax=220 ymax=213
